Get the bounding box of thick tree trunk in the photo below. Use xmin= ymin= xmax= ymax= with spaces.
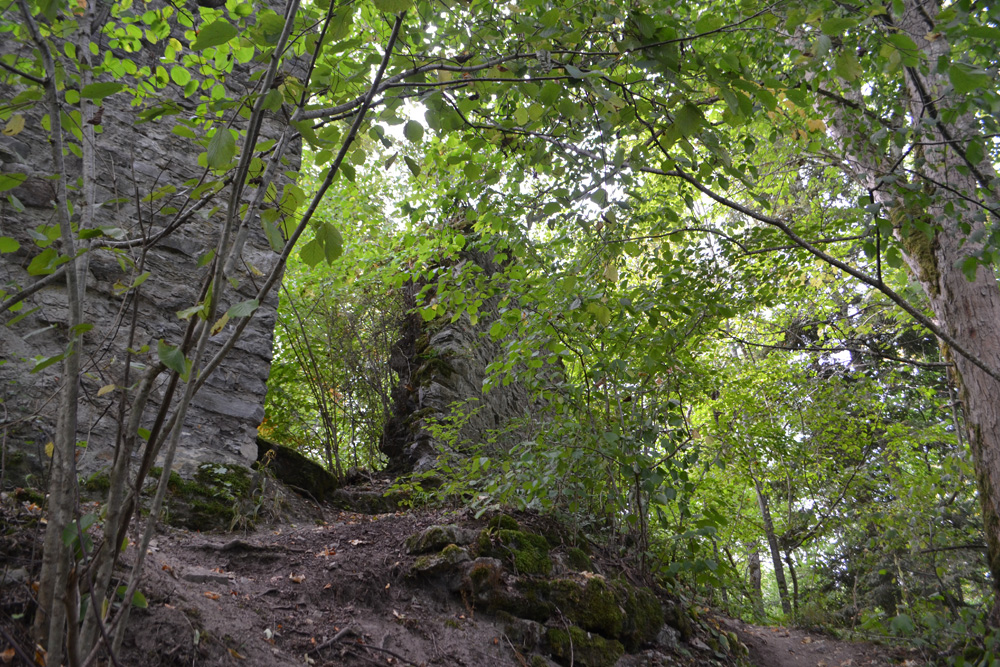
xmin=892 ymin=3 xmax=1000 ymax=625
xmin=820 ymin=0 xmax=1000 ymax=624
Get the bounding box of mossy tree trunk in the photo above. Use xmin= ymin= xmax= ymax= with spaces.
xmin=821 ymin=0 xmax=1000 ymax=624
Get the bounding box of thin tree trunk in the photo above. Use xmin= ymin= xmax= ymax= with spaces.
xmin=746 ymin=540 xmax=764 ymax=619
xmin=784 ymin=550 xmax=799 ymax=617
xmin=752 ymin=473 xmax=792 ymax=616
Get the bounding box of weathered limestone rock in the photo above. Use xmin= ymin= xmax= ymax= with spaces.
xmin=0 ymin=8 xmax=298 ymax=475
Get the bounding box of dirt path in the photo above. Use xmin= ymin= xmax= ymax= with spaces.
xmin=720 ymin=617 xmax=908 ymax=667
xmin=0 ymin=490 xmax=922 ymax=667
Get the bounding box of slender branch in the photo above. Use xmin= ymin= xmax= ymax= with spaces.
xmin=663 ymin=167 xmax=1000 ymax=384
xmin=0 ymin=59 xmax=46 ymax=84
xmin=719 ymin=330 xmax=952 ymax=369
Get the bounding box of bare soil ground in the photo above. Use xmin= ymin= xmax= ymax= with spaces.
xmin=1 ymin=485 xmax=924 ymax=667
xmin=720 ymin=617 xmax=917 ymax=667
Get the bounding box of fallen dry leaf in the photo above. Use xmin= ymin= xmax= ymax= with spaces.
xmin=289 ymin=573 xmax=305 ymax=584
xmin=228 ymin=648 xmax=244 ymax=660
xmin=348 ymin=539 xmax=365 ymax=546
xmin=203 ymin=591 xmax=220 ymax=600
xmin=1 ymin=647 xmax=15 ymax=664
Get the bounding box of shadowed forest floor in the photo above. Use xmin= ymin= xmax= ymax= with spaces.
xmin=1 ymin=485 xmax=925 ymax=667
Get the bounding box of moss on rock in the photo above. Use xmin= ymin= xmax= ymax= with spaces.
xmin=549 ymin=578 xmax=624 ymax=639
xmin=545 ymin=626 xmax=624 ymax=667
xmin=566 ymin=547 xmax=593 ymax=572
xmin=662 ymin=601 xmax=694 ymax=641
xmin=488 ymin=514 xmax=520 ymax=531
xmin=544 ymin=576 xmax=662 ymax=650
xmin=81 ymin=471 xmax=111 ymax=494
xmin=616 ymin=580 xmax=664 ymax=650
xmin=405 ymin=524 xmax=476 ymax=554
xmin=147 ymin=464 xmax=258 ymax=532
xmin=482 ymin=528 xmax=552 ymax=575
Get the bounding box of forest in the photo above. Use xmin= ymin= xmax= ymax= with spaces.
xmin=0 ymin=0 xmax=998 ymax=664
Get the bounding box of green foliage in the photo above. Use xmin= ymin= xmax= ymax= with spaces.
xmin=3 ymin=0 xmax=999 ymax=658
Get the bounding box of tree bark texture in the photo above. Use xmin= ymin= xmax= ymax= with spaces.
xmin=821 ymin=0 xmax=1000 ymax=623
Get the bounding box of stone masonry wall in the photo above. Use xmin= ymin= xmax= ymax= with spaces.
xmin=0 ymin=8 xmax=297 ymax=475
xmin=381 ymin=244 xmax=534 ymax=472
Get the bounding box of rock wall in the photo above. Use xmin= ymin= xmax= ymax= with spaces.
xmin=0 ymin=9 xmax=297 ymax=476
xmin=381 ymin=244 xmax=534 ymax=472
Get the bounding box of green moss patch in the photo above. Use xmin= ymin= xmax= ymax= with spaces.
xmin=481 ymin=528 xmax=552 ymax=575
xmin=549 ymin=578 xmax=623 ymax=640
xmin=81 ymin=471 xmax=111 ymax=494
xmin=488 ymin=514 xmax=520 ymax=531
xmin=546 ymin=626 xmax=624 ymax=667
xmin=148 ymin=464 xmax=259 ymax=532
xmin=566 ymin=547 xmax=593 ymax=572
xmin=405 ymin=524 xmax=476 ymax=554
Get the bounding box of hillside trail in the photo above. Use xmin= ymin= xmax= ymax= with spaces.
xmin=720 ymin=617 xmax=914 ymax=667
xmin=1 ymin=487 xmax=921 ymax=667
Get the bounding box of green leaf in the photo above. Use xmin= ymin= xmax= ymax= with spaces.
xmin=404 ymin=156 xmax=421 ymax=176
xmin=130 ymin=591 xmax=148 ymax=609
xmin=0 ymin=237 xmax=19 ymax=253
xmin=299 ymin=238 xmax=324 ymax=267
xmin=317 ymin=223 xmax=343 ymax=263
xmin=80 ymin=82 xmax=124 ymax=100
xmin=170 ymin=66 xmax=191 ymax=86
xmin=191 ymin=20 xmax=238 ymax=51
xmin=262 ymin=88 xmax=284 ymax=111
xmin=673 ymin=104 xmax=703 ymax=137
xmin=371 ymin=0 xmax=412 ymax=13
xmin=404 ymin=120 xmax=424 ymax=143
xmin=157 ymin=339 xmax=188 ymax=377
xmin=834 ymin=52 xmax=863 ymax=82
xmin=206 ymin=128 xmax=236 ymax=170
xmin=27 ymin=247 xmax=63 ymax=276
xmin=949 ymin=63 xmax=991 ymax=94
xmin=0 ymin=173 xmax=26 ymax=192
xmin=965 ymin=139 xmax=985 ymax=165
xmin=31 ymin=352 xmax=66 ymax=374
xmin=961 ymin=256 xmax=979 ymax=281
xmin=820 ymin=17 xmax=857 ymax=35
xmin=886 ymin=33 xmax=920 ymax=65
xmin=227 ymin=299 xmax=259 ymax=318
xmin=176 ymin=304 xmax=206 ymax=320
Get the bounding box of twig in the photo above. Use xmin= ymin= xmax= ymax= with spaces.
xmin=307 ymin=625 xmax=357 ymax=654
xmin=355 ymin=642 xmax=423 ymax=666
xmin=502 ymin=633 xmax=530 ymax=667
xmin=0 ymin=624 xmax=35 ymax=665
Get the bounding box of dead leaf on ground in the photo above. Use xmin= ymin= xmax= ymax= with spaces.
xmin=203 ymin=591 xmax=220 ymax=600
xmin=289 ymin=573 xmax=305 ymax=583
xmin=1 ymin=647 xmax=15 ymax=664
xmin=228 ymin=648 xmax=244 ymax=660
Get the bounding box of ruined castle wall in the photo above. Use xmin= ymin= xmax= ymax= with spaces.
xmin=0 ymin=10 xmax=296 ymax=475
xmin=381 ymin=246 xmax=535 ymax=472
